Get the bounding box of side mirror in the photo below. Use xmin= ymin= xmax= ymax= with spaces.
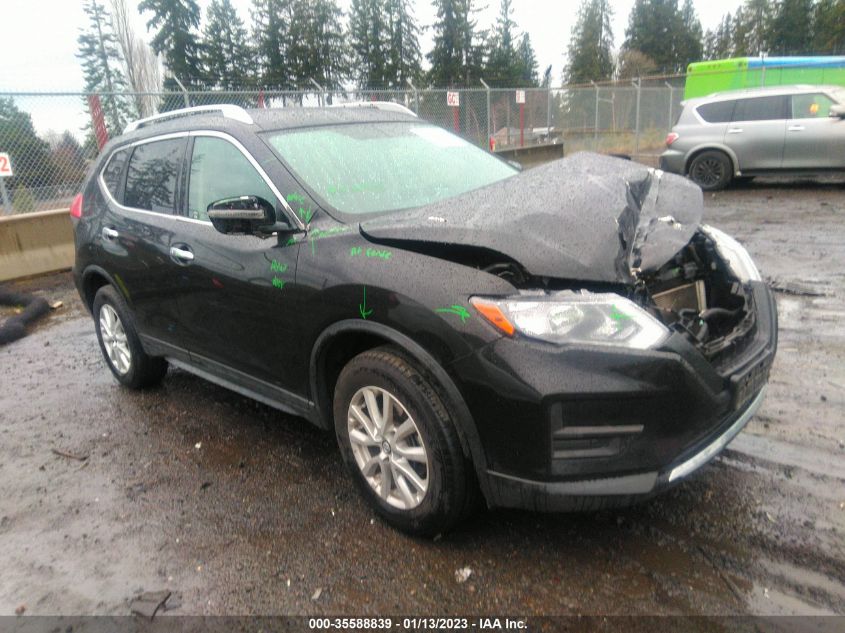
xmin=207 ymin=195 xmax=286 ymax=236
xmin=829 ymin=105 xmax=845 ymax=118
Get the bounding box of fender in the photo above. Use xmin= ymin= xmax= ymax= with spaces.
xmin=310 ymin=319 xmax=492 ymax=500
xmin=79 ymin=264 xmax=125 ymax=311
xmin=684 ymin=143 xmax=741 ymax=176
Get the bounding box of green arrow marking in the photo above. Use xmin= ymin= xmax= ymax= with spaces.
xmin=359 ymin=286 xmax=373 ymax=319
xmin=435 ymin=305 xmax=471 ymax=323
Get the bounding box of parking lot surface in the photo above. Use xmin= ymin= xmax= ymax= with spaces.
xmin=1 ymin=179 xmax=844 ymax=616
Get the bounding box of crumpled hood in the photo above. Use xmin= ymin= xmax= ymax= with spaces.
xmin=359 ymin=152 xmax=703 ymax=284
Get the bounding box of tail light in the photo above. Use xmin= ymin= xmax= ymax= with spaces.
xmin=665 ymin=132 xmax=679 ymax=147
xmin=70 ymin=193 xmax=83 ymax=219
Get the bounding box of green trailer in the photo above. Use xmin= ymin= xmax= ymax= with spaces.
xmin=684 ymin=56 xmax=845 ymax=100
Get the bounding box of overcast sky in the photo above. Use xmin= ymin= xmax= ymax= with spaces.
xmin=1 ymin=0 xmax=740 ymax=137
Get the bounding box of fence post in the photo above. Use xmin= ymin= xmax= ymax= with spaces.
xmin=309 ymin=78 xmax=325 ymax=107
xmin=591 ymin=81 xmax=599 ymax=152
xmin=171 ymin=75 xmax=191 ymax=108
xmin=0 ymin=177 xmax=11 ymax=215
xmin=546 ymin=87 xmax=552 ymax=137
xmin=665 ymin=81 xmax=674 ymax=132
xmin=479 ymin=78 xmax=491 ymax=143
xmin=633 ymin=78 xmax=641 ymax=157
xmin=407 ymin=78 xmax=419 ymax=114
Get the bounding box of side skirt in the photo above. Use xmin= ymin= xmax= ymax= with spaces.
xmin=140 ymin=334 xmax=321 ymax=426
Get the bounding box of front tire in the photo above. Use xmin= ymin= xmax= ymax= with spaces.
xmin=333 ymin=346 xmax=475 ymax=536
xmin=688 ymin=150 xmax=733 ymax=191
xmin=93 ymin=285 xmax=167 ymax=389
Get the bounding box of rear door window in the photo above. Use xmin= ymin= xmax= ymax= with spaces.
xmin=124 ymin=138 xmax=185 ymax=214
xmin=187 ymin=136 xmax=277 ymax=221
xmin=697 ymin=101 xmax=735 ymax=123
xmin=101 ymin=149 xmax=129 ymax=199
xmin=732 ymin=96 xmax=788 ymax=122
xmin=791 ymin=93 xmax=836 ymax=119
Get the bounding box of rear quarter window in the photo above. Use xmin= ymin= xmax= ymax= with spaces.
xmin=732 ymin=96 xmax=788 ymax=122
xmin=696 ymin=101 xmax=735 ymax=123
xmin=124 ymin=139 xmax=185 ymax=214
xmin=101 ymin=149 xmax=129 ymax=199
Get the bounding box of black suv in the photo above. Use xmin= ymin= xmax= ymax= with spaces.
xmin=71 ymin=104 xmax=777 ymax=535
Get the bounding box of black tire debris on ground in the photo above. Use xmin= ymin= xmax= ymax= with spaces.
xmin=0 ymin=288 xmax=51 ymax=345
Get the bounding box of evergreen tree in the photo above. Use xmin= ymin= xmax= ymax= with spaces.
xmin=624 ymin=0 xmax=687 ymax=73
xmin=349 ymin=0 xmax=389 ymax=88
xmin=485 ymin=0 xmax=520 ymax=86
xmin=201 ymin=0 xmax=253 ymax=89
xmin=77 ymin=0 xmax=131 ymax=134
xmin=540 ymin=64 xmax=552 ymax=88
xmin=251 ymin=0 xmax=293 ymax=89
xmin=564 ymin=0 xmax=614 ymax=84
xmin=516 ymin=33 xmax=538 ymax=87
xmin=677 ymin=0 xmax=704 ymax=68
xmin=732 ymin=0 xmax=773 ymax=56
xmin=0 ymin=98 xmax=55 ymax=190
xmin=287 ymin=0 xmax=348 ymax=92
xmin=813 ymin=0 xmax=845 ymax=53
xmin=138 ymin=0 xmax=203 ymax=90
xmin=385 ymin=0 xmax=422 ymax=87
xmin=704 ymin=14 xmax=734 ymax=59
xmin=769 ymin=0 xmax=814 ymax=54
xmin=427 ymin=0 xmax=483 ymax=87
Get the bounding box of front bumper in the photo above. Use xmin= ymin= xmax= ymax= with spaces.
xmin=484 ymin=386 xmax=765 ymax=511
xmin=450 ymin=281 xmax=777 ymax=511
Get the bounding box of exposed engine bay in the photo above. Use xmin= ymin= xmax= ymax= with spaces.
xmin=476 ymin=230 xmax=755 ymax=363
xmin=634 ymin=231 xmax=755 ymax=361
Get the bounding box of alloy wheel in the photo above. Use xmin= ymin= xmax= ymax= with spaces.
xmin=99 ymin=304 xmax=131 ymax=375
xmin=347 ymin=386 xmax=430 ymax=510
xmin=692 ymin=158 xmax=725 ymax=187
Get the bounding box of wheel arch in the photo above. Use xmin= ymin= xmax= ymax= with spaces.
xmin=684 ymin=144 xmax=740 ymax=176
xmin=309 ymin=320 xmax=490 ymax=499
xmin=80 ymin=265 xmax=122 ymax=313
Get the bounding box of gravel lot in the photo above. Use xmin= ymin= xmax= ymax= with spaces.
xmin=1 ymin=178 xmax=844 ymax=617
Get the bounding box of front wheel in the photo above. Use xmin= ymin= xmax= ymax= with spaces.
xmin=688 ymin=150 xmax=733 ymax=191
xmin=333 ymin=346 xmax=476 ymax=536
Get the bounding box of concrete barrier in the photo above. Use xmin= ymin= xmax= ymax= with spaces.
xmin=494 ymin=142 xmax=565 ymax=169
xmin=0 ymin=209 xmax=73 ymax=282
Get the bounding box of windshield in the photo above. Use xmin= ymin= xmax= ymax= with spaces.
xmin=265 ymin=122 xmax=517 ymax=215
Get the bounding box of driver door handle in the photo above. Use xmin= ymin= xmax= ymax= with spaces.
xmin=788 ymin=125 xmax=805 ymax=131
xmin=170 ymin=245 xmax=194 ymax=263
xmin=727 ymin=127 xmax=743 ymax=134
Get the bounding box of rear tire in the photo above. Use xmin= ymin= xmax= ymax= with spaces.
xmin=333 ymin=346 xmax=476 ymax=536
xmin=93 ymin=285 xmax=167 ymax=389
xmin=688 ymin=150 xmax=733 ymax=191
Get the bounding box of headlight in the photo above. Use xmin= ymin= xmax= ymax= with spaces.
xmin=471 ymin=292 xmax=669 ymax=350
xmin=701 ymin=225 xmax=761 ymax=282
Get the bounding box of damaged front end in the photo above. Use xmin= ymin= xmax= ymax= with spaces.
xmin=361 ymin=152 xmax=760 ymax=364
xmin=632 ymin=225 xmax=759 ymax=366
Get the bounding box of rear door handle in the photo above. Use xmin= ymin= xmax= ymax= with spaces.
xmin=788 ymin=125 xmax=805 ymax=131
xmin=169 ymin=245 xmax=194 ymax=263
xmin=727 ymin=128 xmax=743 ymax=134
xmin=102 ymin=227 xmax=118 ymax=240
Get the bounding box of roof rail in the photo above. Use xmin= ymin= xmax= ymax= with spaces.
xmin=123 ymin=104 xmax=254 ymax=133
xmin=328 ymin=101 xmax=417 ymax=117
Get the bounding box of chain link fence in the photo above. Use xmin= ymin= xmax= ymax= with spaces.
xmin=6 ymin=62 xmax=819 ymax=214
